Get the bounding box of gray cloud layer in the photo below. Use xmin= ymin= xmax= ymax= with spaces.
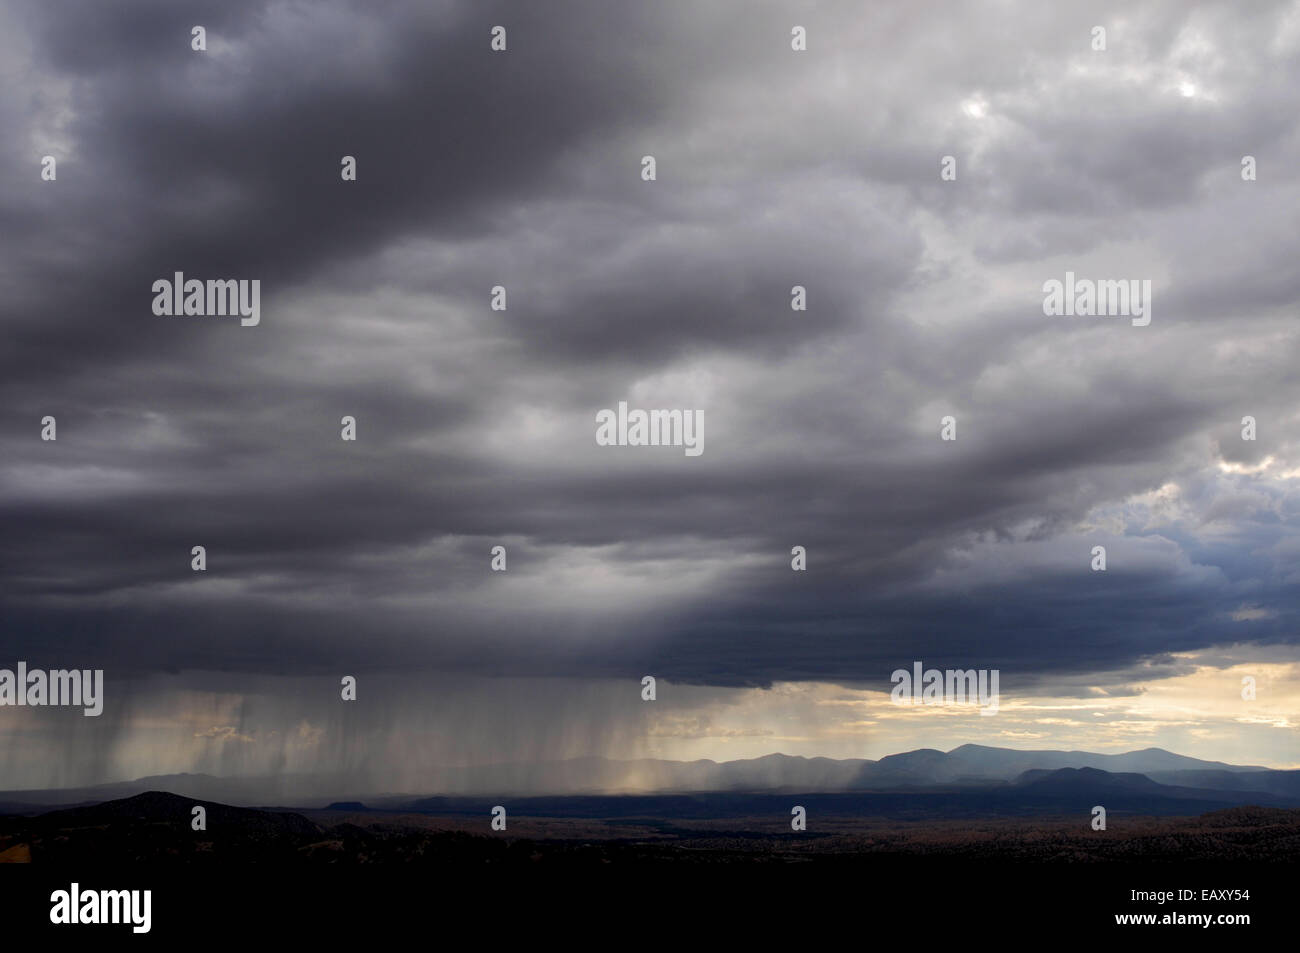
xmin=2 ymin=0 xmax=1297 ymax=702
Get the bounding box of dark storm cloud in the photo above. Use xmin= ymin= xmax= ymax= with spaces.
xmin=1 ymin=0 xmax=1298 ymax=703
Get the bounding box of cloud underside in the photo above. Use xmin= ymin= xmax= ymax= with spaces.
xmin=0 ymin=0 xmax=1297 ymax=706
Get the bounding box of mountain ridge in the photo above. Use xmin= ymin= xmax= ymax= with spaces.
xmin=0 ymin=744 xmax=1285 ymax=810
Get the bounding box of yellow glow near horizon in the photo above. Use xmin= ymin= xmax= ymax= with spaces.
xmin=643 ymin=650 xmax=1300 ymax=770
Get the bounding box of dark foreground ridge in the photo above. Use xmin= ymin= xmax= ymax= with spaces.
xmin=2 ymin=788 xmax=1297 ymax=864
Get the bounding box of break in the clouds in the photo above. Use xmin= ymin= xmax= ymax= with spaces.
xmin=1 ymin=0 xmax=1297 ymax=782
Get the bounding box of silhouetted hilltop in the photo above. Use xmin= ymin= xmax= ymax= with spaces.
xmin=0 ymin=791 xmax=321 ymax=862
xmin=1014 ymin=767 xmax=1166 ymax=792
xmin=36 ymin=791 xmax=320 ymax=835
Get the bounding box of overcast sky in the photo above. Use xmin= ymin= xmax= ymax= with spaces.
xmin=1 ymin=0 xmax=1298 ymax=789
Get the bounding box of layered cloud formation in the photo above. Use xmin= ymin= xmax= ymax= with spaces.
xmin=1 ymin=0 xmax=1297 ymax=785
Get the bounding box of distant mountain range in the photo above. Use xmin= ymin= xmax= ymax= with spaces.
xmin=1 ymin=744 xmax=1295 ymax=814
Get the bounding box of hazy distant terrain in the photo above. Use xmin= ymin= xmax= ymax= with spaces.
xmin=1 ymin=744 xmax=1291 ymax=811
xmin=1 ymin=745 xmax=1297 ymax=865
